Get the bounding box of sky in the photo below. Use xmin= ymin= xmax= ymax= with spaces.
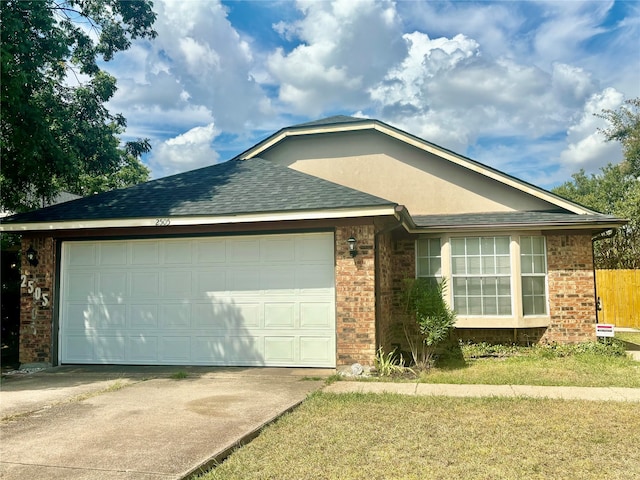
xmin=103 ymin=0 xmax=640 ymax=188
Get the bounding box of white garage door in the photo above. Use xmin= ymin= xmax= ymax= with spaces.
xmin=59 ymin=233 xmax=336 ymax=367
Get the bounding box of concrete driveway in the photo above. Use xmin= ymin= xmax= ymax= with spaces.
xmin=0 ymin=366 xmax=329 ymax=479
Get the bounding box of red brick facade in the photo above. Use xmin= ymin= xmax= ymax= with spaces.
xmin=16 ymin=230 xmax=598 ymax=368
xmin=19 ymin=236 xmax=56 ymax=365
xmin=335 ymin=224 xmax=377 ymax=365
xmin=542 ymin=233 xmax=597 ymax=343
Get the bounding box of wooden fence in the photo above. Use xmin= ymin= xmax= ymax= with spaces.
xmin=595 ymin=269 xmax=640 ymax=328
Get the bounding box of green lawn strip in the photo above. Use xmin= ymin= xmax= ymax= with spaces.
xmin=421 ymin=354 xmax=640 ymax=387
xmin=616 ymin=331 xmax=640 ymax=347
xmin=196 ymin=393 xmax=640 ymax=480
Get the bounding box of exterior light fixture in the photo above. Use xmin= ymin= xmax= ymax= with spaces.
xmin=347 ymin=236 xmax=357 ymax=257
xmin=25 ymin=245 xmax=39 ymax=267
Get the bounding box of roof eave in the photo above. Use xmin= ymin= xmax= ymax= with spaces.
xmin=405 ymin=219 xmax=627 ymax=234
xmin=0 ymin=205 xmax=399 ymax=233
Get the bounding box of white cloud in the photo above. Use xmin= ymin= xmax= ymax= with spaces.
xmin=267 ymin=0 xmax=406 ymax=115
xmin=148 ymin=124 xmax=220 ymax=178
xmin=558 ymin=88 xmax=625 ymax=171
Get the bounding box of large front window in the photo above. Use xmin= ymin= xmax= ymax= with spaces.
xmin=451 ymin=236 xmax=512 ymax=315
xmin=416 ymin=235 xmax=548 ymax=319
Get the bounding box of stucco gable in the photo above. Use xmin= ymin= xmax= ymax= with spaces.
xmin=240 ymin=117 xmax=598 ymax=217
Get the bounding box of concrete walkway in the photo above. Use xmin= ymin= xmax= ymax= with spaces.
xmin=324 ymin=381 xmax=640 ymax=401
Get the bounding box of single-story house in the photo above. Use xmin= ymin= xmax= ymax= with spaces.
xmin=0 ymin=116 xmax=626 ymax=368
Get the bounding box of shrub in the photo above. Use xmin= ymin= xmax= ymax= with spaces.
xmin=401 ymin=278 xmax=456 ymax=370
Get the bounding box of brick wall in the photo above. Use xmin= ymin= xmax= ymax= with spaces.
xmin=542 ymin=233 xmax=597 ymax=343
xmin=335 ymin=224 xmax=377 ymax=365
xmin=376 ymin=232 xmax=393 ymax=355
xmin=19 ymin=236 xmax=56 ymax=366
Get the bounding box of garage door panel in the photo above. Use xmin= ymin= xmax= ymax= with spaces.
xmin=131 ymin=272 xmax=160 ymax=297
xmin=95 ymin=336 xmax=125 ymax=362
xmin=195 ymin=270 xmax=226 ymax=295
xmin=69 ymin=244 xmax=97 ymax=266
xmin=129 ymin=304 xmax=158 ymax=328
xmin=99 ymin=272 xmax=127 ymax=301
xmin=159 ymin=304 xmax=191 ymax=329
xmin=162 ymin=271 xmax=192 ymax=297
xmin=127 ymin=336 xmax=158 ymax=362
xmin=160 ymin=337 xmax=191 ymax=362
xmin=130 ymin=241 xmax=159 ymax=265
xmin=300 ymin=303 xmax=332 ymax=328
xmin=164 ymin=240 xmax=192 ymax=264
xmin=61 ymin=233 xmax=336 ymax=367
xmin=264 ymin=336 xmax=295 ymax=363
xmin=99 ymin=242 xmax=127 ymax=266
xmin=264 ymin=303 xmax=296 ymax=328
xmin=66 ymin=273 xmax=95 ymax=300
xmin=300 ymin=337 xmax=333 ymax=363
xmin=196 ymin=240 xmax=226 ymax=263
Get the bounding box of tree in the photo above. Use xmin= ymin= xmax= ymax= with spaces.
xmin=597 ymin=98 xmax=640 ymax=177
xmin=1 ymin=1 xmax=156 ymax=213
xmin=553 ymin=98 xmax=640 ymax=269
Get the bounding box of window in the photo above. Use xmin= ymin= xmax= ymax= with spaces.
xmin=416 ymin=238 xmax=441 ymax=278
xmin=520 ymin=236 xmax=547 ymax=315
xmin=451 ymin=237 xmax=512 ymax=316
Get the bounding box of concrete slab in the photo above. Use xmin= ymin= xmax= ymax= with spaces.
xmin=0 ymin=367 xmax=329 ymax=480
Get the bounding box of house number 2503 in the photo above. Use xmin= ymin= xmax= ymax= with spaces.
xmin=20 ymin=275 xmax=50 ymax=307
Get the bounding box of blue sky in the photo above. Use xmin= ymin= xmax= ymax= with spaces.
xmin=103 ymin=0 xmax=640 ymax=188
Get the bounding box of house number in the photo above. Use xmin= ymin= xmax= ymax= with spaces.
xmin=155 ymin=218 xmax=170 ymax=226
xmin=20 ymin=274 xmax=50 ymax=307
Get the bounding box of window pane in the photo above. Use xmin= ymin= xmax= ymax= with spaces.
xmin=498 ymin=277 xmax=511 ymax=295
xmin=496 ymin=256 xmax=511 ymax=274
xmin=467 ymin=297 xmax=482 ymax=315
xmin=468 ymin=256 xmax=481 ymax=274
xmin=531 ymin=277 xmax=545 ymax=295
xmin=453 ymin=278 xmax=467 ymax=296
xmin=452 ymin=257 xmax=466 ymax=275
xmin=482 ymin=277 xmax=497 ymax=296
xmin=483 ymin=296 xmax=497 ymax=315
xmin=533 ymin=297 xmax=546 ymax=315
xmin=429 ymin=238 xmax=441 ymax=254
xmin=467 ymin=238 xmax=480 ymax=255
xmin=523 ymin=296 xmax=534 ymax=316
xmin=495 ymin=236 xmax=510 ymax=254
xmin=482 ymin=256 xmax=495 ymax=274
xmin=521 ymin=257 xmax=533 ymax=274
xmin=521 ymin=237 xmax=532 ymax=254
xmin=468 ymin=278 xmax=482 ymax=295
xmin=454 ymin=296 xmax=468 ymax=315
xmin=417 ymin=239 xmax=429 ymax=257
xmin=531 ymin=237 xmax=545 ymax=255
xmin=430 ymin=258 xmax=442 ymax=276
xmin=498 ymin=297 xmax=512 ymax=315
xmin=451 ymin=238 xmax=465 ymax=255
xmin=481 ymin=237 xmax=495 ymax=254
xmin=418 ymin=258 xmax=430 ymax=276
xmin=533 ymin=256 xmax=546 ymax=274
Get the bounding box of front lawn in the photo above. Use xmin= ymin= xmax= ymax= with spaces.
xmin=196 ymin=393 xmax=640 ymax=480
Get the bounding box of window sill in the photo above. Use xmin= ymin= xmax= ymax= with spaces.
xmin=455 ymin=316 xmax=550 ymax=329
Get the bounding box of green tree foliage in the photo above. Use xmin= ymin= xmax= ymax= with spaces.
xmin=553 ymin=98 xmax=640 ymax=269
xmin=1 ymin=0 xmax=156 ymax=212
xmin=401 ymin=278 xmax=456 ymax=369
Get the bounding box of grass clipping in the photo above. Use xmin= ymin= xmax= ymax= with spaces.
xmin=201 ymin=393 xmax=640 ymax=480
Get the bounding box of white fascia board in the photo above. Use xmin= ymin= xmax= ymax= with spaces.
xmin=0 ymin=206 xmax=398 ymax=232
xmin=238 ymin=122 xmax=377 ymax=160
xmin=404 ymin=221 xmax=625 ymax=235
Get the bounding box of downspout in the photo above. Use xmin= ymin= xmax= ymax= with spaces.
xmin=591 ymin=229 xmax=615 ymax=324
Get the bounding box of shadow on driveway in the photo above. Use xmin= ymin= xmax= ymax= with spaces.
xmin=1 ymin=366 xmax=330 ymax=480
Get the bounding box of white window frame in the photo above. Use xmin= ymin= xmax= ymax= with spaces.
xmin=416 ymin=232 xmax=550 ymax=328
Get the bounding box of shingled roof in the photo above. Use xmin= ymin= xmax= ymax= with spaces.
xmin=2 ymin=158 xmax=395 ymax=224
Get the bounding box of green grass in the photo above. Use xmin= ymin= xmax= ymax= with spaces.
xmin=170 ymin=370 xmax=188 ymax=379
xmin=617 ymin=331 xmax=640 ymax=346
xmin=420 ymin=352 xmax=640 ymax=387
xmin=195 ymin=393 xmax=640 ymax=480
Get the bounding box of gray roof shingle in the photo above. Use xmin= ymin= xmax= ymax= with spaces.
xmin=2 ymin=158 xmax=395 ymax=224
